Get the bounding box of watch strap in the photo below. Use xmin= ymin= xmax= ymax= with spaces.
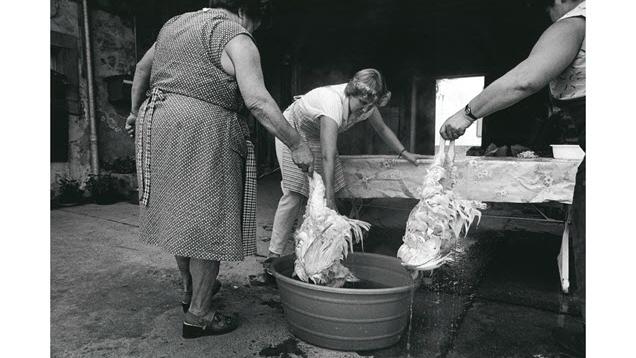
xmin=464 ymin=104 xmax=478 ymax=121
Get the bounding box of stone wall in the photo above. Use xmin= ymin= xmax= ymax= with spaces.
xmin=50 ymin=0 xmax=90 ymax=191
xmin=50 ymin=0 xmax=136 ymax=196
xmin=91 ymin=10 xmax=136 ymax=164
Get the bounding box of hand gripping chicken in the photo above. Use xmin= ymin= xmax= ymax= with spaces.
xmin=398 ymin=141 xmax=486 ymax=271
xmin=293 ymin=173 xmax=371 ymax=287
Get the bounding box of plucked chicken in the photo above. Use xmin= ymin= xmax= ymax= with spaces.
xmin=398 ymin=141 xmax=486 ymax=271
xmin=293 ymin=173 xmax=371 ymax=287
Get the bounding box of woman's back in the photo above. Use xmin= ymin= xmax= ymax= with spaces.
xmin=136 ymin=8 xmax=256 ymax=262
xmin=150 ymin=9 xmax=251 ymax=111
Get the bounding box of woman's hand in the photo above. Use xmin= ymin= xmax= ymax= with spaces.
xmin=439 ymin=110 xmax=474 ymax=141
xmin=125 ymin=113 xmax=137 ymax=138
xmin=290 ymin=140 xmax=314 ymax=174
xmin=401 ymin=151 xmax=419 ymax=166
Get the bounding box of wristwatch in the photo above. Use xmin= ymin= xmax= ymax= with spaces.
xmin=464 ymin=104 xmax=478 ymax=121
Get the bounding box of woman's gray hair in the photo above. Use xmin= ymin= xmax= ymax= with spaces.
xmin=208 ymin=0 xmax=270 ymax=20
xmin=344 ymin=68 xmax=392 ymax=107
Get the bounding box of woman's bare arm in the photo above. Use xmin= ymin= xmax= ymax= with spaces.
xmin=130 ymin=44 xmax=155 ymax=115
xmin=125 ymin=44 xmax=155 ymax=137
xmin=367 ymin=109 xmax=418 ymax=165
xmin=224 ymin=34 xmax=313 ymax=172
xmin=320 ymin=116 xmax=339 ymax=210
xmin=440 ymin=17 xmax=585 ymax=140
xmin=225 ymin=34 xmax=314 ymax=172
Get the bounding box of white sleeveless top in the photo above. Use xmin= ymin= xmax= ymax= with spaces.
xmin=549 ymin=2 xmax=586 ymax=100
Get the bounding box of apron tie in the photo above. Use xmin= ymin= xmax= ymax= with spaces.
xmin=242 ymin=140 xmax=257 ymax=255
xmin=136 ymin=88 xmax=167 ymax=206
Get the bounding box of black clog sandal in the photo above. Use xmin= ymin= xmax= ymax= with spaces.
xmin=182 ymin=311 xmax=239 ymax=338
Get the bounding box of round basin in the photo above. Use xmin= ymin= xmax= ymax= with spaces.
xmin=271 ymin=252 xmax=416 ymax=351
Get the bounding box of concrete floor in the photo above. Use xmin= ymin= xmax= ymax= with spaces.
xmin=51 ymin=172 xmax=584 ymax=357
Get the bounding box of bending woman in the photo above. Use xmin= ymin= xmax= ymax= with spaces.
xmin=267 ymin=69 xmax=418 ymax=260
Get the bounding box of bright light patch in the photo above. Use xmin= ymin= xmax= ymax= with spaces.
xmin=435 ymin=76 xmax=485 ymax=146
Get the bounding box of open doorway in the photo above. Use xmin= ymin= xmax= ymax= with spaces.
xmin=434 ymin=76 xmax=484 ymax=147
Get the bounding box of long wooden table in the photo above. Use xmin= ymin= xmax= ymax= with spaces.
xmin=337 ymin=155 xmax=582 ymax=293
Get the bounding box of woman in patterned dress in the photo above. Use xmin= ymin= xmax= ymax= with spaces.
xmin=439 ymin=1 xmax=585 ymax=354
xmin=266 ymin=69 xmax=419 ymax=262
xmin=125 ymin=0 xmax=313 ymax=338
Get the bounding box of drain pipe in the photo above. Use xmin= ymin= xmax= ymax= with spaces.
xmin=81 ymin=0 xmax=100 ymax=175
xmin=409 ymin=77 xmax=417 ymax=153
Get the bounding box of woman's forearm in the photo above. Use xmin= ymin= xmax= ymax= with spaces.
xmin=319 ymin=117 xmax=339 ymax=201
xmin=322 ymin=155 xmax=336 ymax=200
xmin=246 ymin=95 xmax=303 ymax=150
xmin=378 ymin=126 xmax=406 ymax=154
xmin=369 ymin=110 xmax=406 ymax=153
xmin=130 ymin=67 xmax=151 ymax=114
xmin=466 ymin=61 xmax=543 ymax=119
xmin=130 ymin=45 xmax=155 ymax=114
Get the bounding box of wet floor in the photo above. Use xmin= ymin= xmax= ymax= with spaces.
xmin=51 ymin=174 xmax=585 ymax=357
xmin=352 ymin=227 xmax=584 ymax=358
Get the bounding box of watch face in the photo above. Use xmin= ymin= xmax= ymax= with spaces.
xmin=465 ymin=105 xmax=475 ymax=120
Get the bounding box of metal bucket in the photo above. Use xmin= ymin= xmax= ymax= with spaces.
xmin=272 ymin=252 xmax=415 ymax=351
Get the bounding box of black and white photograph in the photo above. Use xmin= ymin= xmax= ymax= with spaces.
xmin=3 ymin=0 xmax=634 ymax=356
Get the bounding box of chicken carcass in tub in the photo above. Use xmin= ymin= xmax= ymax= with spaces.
xmin=398 ymin=141 xmax=486 ymax=271
xmin=293 ymin=173 xmax=371 ymax=287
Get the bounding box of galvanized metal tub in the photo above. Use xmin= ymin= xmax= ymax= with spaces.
xmin=272 ymin=252 xmax=415 ymax=351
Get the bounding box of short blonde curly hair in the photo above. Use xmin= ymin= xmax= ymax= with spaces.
xmin=344 ymin=68 xmax=392 ymax=107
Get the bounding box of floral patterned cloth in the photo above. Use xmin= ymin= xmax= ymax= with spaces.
xmin=338 ymin=156 xmax=581 ymax=204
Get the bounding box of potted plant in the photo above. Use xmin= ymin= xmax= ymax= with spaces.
xmin=85 ymin=173 xmax=121 ymax=205
xmin=55 ymin=176 xmax=84 ymax=206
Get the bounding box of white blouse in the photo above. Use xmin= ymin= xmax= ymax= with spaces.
xmin=283 ymin=83 xmax=374 ymax=141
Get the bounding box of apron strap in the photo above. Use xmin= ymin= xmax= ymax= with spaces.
xmin=241 ymin=140 xmax=257 ymax=255
xmin=137 ymin=88 xmax=167 ymax=206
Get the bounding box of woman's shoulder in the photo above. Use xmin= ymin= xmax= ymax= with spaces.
xmin=559 ymin=2 xmax=586 ymax=21
xmin=306 ymin=83 xmax=346 ymax=100
xmin=160 ymin=10 xmax=209 ymax=31
xmin=303 ymin=85 xmax=344 ymax=108
xmin=296 ymin=84 xmax=346 ymax=122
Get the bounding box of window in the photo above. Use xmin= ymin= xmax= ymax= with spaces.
xmin=435 ymin=76 xmax=485 ymax=147
xmin=51 ymin=68 xmax=70 ymax=162
xmin=50 ymin=32 xmax=79 ymax=163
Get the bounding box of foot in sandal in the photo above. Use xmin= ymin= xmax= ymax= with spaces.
xmin=181 ymin=280 xmax=222 ymax=313
xmin=182 ymin=310 xmax=239 ymax=338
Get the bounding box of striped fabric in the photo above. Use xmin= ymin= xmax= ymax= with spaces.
xmin=242 ymin=140 xmax=257 ymax=256
xmin=136 ymin=87 xmax=167 ymax=206
xmin=278 ymin=138 xmax=346 ymax=197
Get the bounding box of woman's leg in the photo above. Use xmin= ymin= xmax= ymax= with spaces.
xmin=175 ymin=255 xmax=192 ymax=301
xmin=182 ymin=258 xmax=238 ymax=337
xmin=187 ymin=258 xmax=220 ymax=317
xmin=269 ymin=189 xmax=306 ymax=256
xmin=269 ymin=139 xmax=307 ymax=256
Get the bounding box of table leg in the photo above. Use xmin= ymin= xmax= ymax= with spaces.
xmin=557 ymin=206 xmax=572 ymax=294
